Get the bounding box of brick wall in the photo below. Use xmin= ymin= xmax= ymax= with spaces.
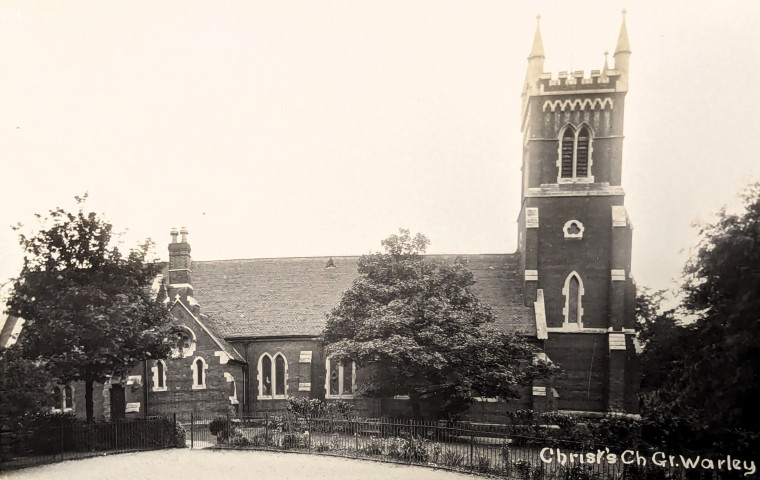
xmin=146 ymin=304 xmax=246 ymax=421
xmin=230 ymin=337 xmax=324 ymax=414
xmin=545 ymin=333 xmax=607 ymax=411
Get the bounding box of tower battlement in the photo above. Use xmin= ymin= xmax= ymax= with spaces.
xmin=538 ymin=70 xmax=621 ymax=93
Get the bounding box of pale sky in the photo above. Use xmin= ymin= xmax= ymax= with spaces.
xmin=1 ymin=1 xmax=759 ymax=302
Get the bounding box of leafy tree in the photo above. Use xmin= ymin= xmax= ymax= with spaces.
xmin=637 ymin=184 xmax=760 ymax=454
xmin=6 ymin=196 xmax=173 ymax=422
xmin=323 ymin=229 xmax=558 ymax=419
xmin=0 ymin=345 xmax=55 ymax=421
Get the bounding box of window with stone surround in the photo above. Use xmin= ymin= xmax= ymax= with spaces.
xmin=258 ymin=352 xmax=288 ymax=399
xmin=558 ymin=124 xmax=594 ymax=183
xmin=152 ymin=360 xmax=167 ymax=392
xmin=191 ymin=357 xmax=208 ymax=390
xmin=325 ymin=356 xmax=355 ymax=399
xmin=51 ymin=385 xmax=74 ymax=412
xmin=171 ymin=326 xmax=196 ymax=359
xmin=562 ymin=272 xmax=585 ymax=329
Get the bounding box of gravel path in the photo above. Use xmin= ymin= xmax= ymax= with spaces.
xmin=1 ymin=449 xmax=484 ymax=480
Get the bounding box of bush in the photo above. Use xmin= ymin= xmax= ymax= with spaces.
xmin=21 ymin=411 xmax=78 ymax=455
xmin=228 ymin=433 xmax=250 ymax=447
xmin=286 ymin=397 xmax=357 ymax=420
xmin=387 ymin=436 xmax=429 ymax=462
xmin=208 ymin=416 xmax=241 ymax=444
xmin=288 ymin=397 xmax=327 ymax=417
xmin=251 ymin=432 xmax=275 ymax=447
xmin=589 ymin=414 xmax=642 ymax=447
xmin=557 ymin=464 xmax=600 ymax=480
xmin=360 ymin=436 xmax=384 ymax=456
xmin=12 ymin=414 xmax=184 ymax=455
xmin=169 ymin=421 xmax=187 ymax=448
xmin=441 ymin=450 xmax=465 ymax=467
xmin=281 ymin=432 xmax=307 ymax=449
xmin=475 ymin=455 xmax=491 ymax=473
xmin=314 ymin=442 xmax=331 ymax=452
xmin=510 ymin=460 xmax=543 ymax=480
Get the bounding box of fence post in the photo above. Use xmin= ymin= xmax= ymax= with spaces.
xmin=265 ymin=413 xmax=268 ymax=444
xmin=173 ymin=413 xmax=177 ymax=448
xmin=60 ymin=418 xmax=65 ymax=460
xmin=190 ymin=412 xmax=194 ymax=450
xmin=307 ymin=417 xmax=311 ymax=452
xmin=469 ymin=433 xmax=474 ymax=470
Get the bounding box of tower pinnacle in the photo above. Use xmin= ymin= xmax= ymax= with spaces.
xmin=528 ymin=14 xmax=545 ymax=60
xmin=522 ymin=13 xmax=546 ymax=108
xmin=615 ymin=9 xmax=631 ymax=55
xmin=613 ymin=10 xmax=631 ymax=91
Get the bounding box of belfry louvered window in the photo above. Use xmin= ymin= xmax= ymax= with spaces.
xmin=576 ymin=126 xmax=590 ymax=177
xmin=558 ymin=124 xmax=593 ymax=182
xmin=560 ymin=128 xmax=575 ymax=178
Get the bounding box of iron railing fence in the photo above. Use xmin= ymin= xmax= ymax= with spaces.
xmin=0 ymin=415 xmax=185 ymax=471
xmin=184 ymin=412 xmax=731 ymax=480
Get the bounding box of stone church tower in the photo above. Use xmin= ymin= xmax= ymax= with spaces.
xmin=518 ymin=13 xmax=639 ymax=413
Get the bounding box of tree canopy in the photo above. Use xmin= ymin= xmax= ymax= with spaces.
xmin=637 ymin=184 xmax=760 ymax=454
xmin=323 ymin=229 xmax=558 ymax=419
xmin=6 ymin=196 xmax=173 ymax=421
xmin=0 ymin=345 xmax=55 ymax=421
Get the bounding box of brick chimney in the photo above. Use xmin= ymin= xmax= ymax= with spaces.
xmin=167 ymin=227 xmax=193 ymax=305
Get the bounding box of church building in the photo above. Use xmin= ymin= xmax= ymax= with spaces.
xmin=68 ymin=13 xmax=639 ymax=422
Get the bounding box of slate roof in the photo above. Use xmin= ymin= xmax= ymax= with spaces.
xmin=190 ymin=254 xmax=535 ymax=339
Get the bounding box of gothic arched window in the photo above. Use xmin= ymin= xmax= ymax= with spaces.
xmin=52 ymin=386 xmax=62 ymax=411
xmin=258 ymin=352 xmax=288 ymax=399
xmin=64 ymin=385 xmax=73 ymax=410
xmin=152 ymin=360 xmax=167 ymax=391
xmin=558 ymin=124 xmax=594 ymax=182
xmin=261 ymin=354 xmax=272 ymax=396
xmin=562 ymin=272 xmax=585 ymax=328
xmin=560 ymin=127 xmax=575 ymax=179
xmin=191 ymin=357 xmax=207 ymax=390
xmin=274 ymin=354 xmax=286 ymax=396
xmin=196 ymin=359 xmax=203 ymax=385
xmin=576 ymin=125 xmax=590 ymax=177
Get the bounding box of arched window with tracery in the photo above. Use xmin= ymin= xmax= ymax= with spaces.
xmin=258 ymin=352 xmax=288 ymax=399
xmin=558 ymin=124 xmax=594 ymax=182
xmin=171 ymin=327 xmax=196 ymax=358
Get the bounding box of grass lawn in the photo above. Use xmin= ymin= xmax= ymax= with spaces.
xmin=1 ymin=448 xmax=490 ymax=480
